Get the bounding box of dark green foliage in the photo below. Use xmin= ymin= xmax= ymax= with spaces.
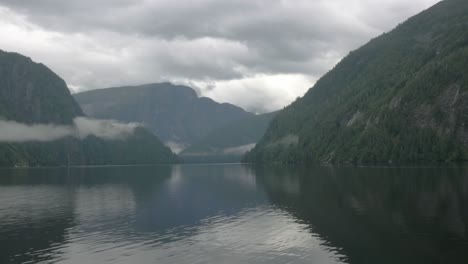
xmin=89 ymin=128 xmax=178 ymax=165
xmin=246 ymin=0 xmax=468 ymax=164
xmin=74 ymin=83 xmax=253 ymax=146
xmin=0 ymin=50 xmax=177 ymax=167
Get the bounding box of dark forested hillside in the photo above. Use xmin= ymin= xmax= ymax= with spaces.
xmin=0 ymin=51 xmax=83 ymax=124
xmin=246 ymin=0 xmax=468 ymax=164
xmin=74 ymin=83 xmax=254 ymax=151
xmin=0 ymin=50 xmax=176 ymax=166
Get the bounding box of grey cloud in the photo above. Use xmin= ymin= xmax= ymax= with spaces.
xmin=0 ymin=0 xmax=441 ymax=112
xmin=0 ymin=117 xmax=139 ymax=142
xmin=0 ymin=0 xmax=374 ymax=76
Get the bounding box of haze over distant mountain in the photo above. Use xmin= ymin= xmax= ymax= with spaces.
xmin=0 ymin=50 xmax=176 ymax=166
xmin=181 ymin=111 xmax=277 ymax=163
xmin=74 ymin=83 xmax=254 ymax=152
xmin=246 ymin=0 xmax=468 ymax=164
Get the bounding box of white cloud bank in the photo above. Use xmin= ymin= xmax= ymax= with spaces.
xmin=0 ymin=117 xmax=139 ymax=142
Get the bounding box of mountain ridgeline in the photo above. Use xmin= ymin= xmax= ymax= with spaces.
xmin=0 ymin=50 xmax=177 ymax=167
xmin=74 ymin=83 xmax=254 ymax=151
xmin=246 ymin=0 xmax=468 ymax=164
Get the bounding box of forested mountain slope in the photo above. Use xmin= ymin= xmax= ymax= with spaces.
xmin=246 ymin=0 xmax=468 ymax=164
xmin=0 ymin=50 xmax=176 ymax=166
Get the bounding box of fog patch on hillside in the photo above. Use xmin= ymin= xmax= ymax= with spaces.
xmin=165 ymin=141 xmax=188 ymax=154
xmin=0 ymin=117 xmax=140 ymax=142
xmin=223 ymin=143 xmax=256 ymax=155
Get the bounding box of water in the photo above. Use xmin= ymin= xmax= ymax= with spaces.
xmin=0 ymin=164 xmax=467 ymax=264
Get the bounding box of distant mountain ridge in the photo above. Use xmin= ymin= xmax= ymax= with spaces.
xmin=74 ymin=83 xmax=254 ymax=151
xmin=246 ymin=0 xmax=468 ymax=164
xmin=0 ymin=50 xmax=177 ymax=166
xmin=181 ymin=111 xmax=277 ymax=163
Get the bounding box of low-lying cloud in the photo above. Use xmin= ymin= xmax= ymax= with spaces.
xmin=223 ymin=143 xmax=257 ymax=155
xmin=73 ymin=117 xmax=139 ymax=140
xmin=0 ymin=117 xmax=139 ymax=142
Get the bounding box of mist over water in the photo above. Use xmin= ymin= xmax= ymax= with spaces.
xmin=0 ymin=117 xmax=140 ymax=142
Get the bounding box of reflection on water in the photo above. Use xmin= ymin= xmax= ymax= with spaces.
xmin=0 ymin=165 xmax=467 ymax=263
xmin=257 ymin=165 xmax=468 ymax=264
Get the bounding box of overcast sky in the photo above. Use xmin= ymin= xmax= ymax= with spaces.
xmin=0 ymin=0 xmax=440 ymax=113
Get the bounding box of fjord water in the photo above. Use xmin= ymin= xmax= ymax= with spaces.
xmin=1 ymin=165 xmax=467 ymax=264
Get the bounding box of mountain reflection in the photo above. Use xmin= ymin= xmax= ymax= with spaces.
xmin=132 ymin=165 xmax=268 ymax=233
xmin=0 ymin=169 xmax=76 ymax=264
xmin=1 ymin=165 xmax=467 ymax=263
xmin=255 ymin=165 xmax=468 ymax=264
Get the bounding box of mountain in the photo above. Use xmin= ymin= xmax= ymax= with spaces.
xmin=0 ymin=51 xmax=83 ymax=124
xmin=0 ymin=50 xmax=177 ymax=166
xmin=74 ymin=83 xmax=254 ymax=152
xmin=180 ymin=111 xmax=277 ymax=163
xmin=246 ymin=0 xmax=468 ymax=164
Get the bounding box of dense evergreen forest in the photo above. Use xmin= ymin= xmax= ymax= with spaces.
xmin=246 ymin=0 xmax=468 ymax=164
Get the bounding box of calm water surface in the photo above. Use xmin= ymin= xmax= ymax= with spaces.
xmin=0 ymin=164 xmax=467 ymax=263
